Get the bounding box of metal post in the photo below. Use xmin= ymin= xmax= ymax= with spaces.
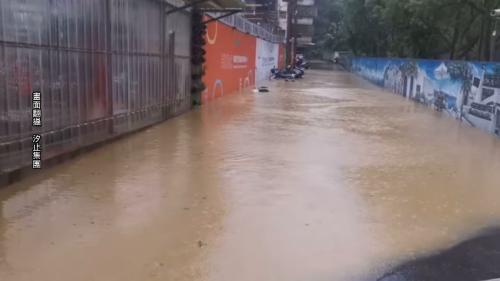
xmin=285 ymin=0 xmax=293 ymax=66
xmin=160 ymin=4 xmax=166 ymax=117
xmin=292 ymin=3 xmax=297 ymax=67
xmin=169 ymin=31 xmax=175 ymax=114
xmin=105 ymin=0 xmax=114 ymax=134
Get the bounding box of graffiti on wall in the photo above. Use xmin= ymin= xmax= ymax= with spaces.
xmin=255 ymin=38 xmax=279 ymax=84
xmin=352 ymin=58 xmax=500 ymax=136
xmin=203 ymin=17 xmax=256 ymax=103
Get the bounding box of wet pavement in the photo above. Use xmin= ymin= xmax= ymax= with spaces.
xmin=378 ymin=227 xmax=500 ymax=281
xmin=1 ymin=70 xmax=500 ymax=281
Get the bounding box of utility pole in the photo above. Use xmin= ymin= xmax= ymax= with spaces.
xmin=285 ymin=0 xmax=297 ymax=66
xmin=292 ymin=1 xmax=297 ymax=67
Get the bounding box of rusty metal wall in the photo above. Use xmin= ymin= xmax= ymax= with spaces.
xmin=0 ymin=0 xmax=192 ymax=174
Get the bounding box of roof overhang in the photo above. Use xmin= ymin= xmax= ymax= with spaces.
xmin=165 ymin=0 xmax=244 ymax=16
xmin=187 ymin=0 xmax=245 ymax=9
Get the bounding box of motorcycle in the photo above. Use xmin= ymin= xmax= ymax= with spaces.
xmin=271 ymin=67 xmax=297 ymax=80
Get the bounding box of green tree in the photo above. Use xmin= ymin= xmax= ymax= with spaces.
xmin=312 ymin=0 xmax=500 ymax=61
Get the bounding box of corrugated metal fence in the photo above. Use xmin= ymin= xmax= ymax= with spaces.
xmin=0 ymin=0 xmax=192 ymax=174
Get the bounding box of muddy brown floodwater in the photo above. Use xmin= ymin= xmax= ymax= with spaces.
xmin=1 ymin=70 xmax=500 ymax=281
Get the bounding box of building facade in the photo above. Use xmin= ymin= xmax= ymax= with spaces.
xmin=278 ymin=0 xmax=316 ymax=64
xmin=293 ymin=0 xmax=316 ymax=49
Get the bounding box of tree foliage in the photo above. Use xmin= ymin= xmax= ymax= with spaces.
xmin=311 ymin=0 xmax=500 ymax=61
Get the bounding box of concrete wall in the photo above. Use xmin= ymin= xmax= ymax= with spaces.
xmin=255 ymin=38 xmax=279 ymax=85
xmin=202 ymin=17 xmax=285 ymax=103
xmin=352 ymin=57 xmax=500 ymax=137
xmin=202 ymin=19 xmax=256 ymax=102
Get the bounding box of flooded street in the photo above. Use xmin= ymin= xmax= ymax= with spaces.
xmin=1 ymin=70 xmax=500 ymax=281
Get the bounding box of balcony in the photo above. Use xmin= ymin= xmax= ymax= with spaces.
xmin=296 ymin=36 xmax=314 ymax=46
xmin=296 ymin=18 xmax=313 ymax=25
xmin=293 ymin=23 xmax=314 ymax=36
xmin=296 ymin=6 xmax=317 ymax=17
xmin=279 ymin=18 xmax=287 ymax=29
xmin=278 ymin=0 xmax=287 ymax=11
xmin=297 ymin=0 xmax=314 ymax=6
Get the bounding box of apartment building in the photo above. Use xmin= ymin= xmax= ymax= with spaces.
xmin=279 ymin=0 xmax=316 ymax=61
xmin=293 ymin=0 xmax=316 ymax=48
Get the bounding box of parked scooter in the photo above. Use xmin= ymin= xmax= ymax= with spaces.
xmin=295 ymin=57 xmax=309 ymax=70
xmin=270 ymin=61 xmax=309 ymax=81
xmin=293 ymin=66 xmax=305 ymax=78
xmin=271 ymin=66 xmax=297 ymax=81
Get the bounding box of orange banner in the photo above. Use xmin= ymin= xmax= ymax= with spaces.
xmin=202 ymin=17 xmax=256 ymax=103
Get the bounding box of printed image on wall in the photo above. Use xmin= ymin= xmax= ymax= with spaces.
xmin=352 ymin=58 xmax=500 ymax=136
xmin=202 ymin=17 xmax=256 ymax=103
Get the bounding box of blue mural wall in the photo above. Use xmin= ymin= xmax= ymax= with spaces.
xmin=352 ymin=57 xmax=500 ymax=137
